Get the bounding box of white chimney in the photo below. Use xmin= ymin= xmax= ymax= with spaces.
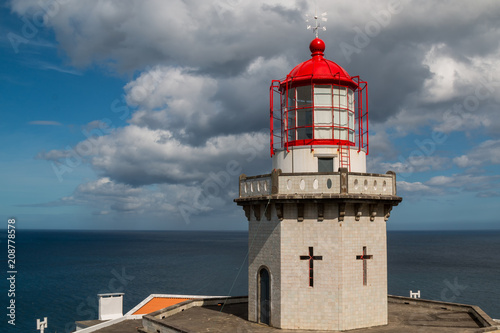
xmin=98 ymin=293 xmax=124 ymax=320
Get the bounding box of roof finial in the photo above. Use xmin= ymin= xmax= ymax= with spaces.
xmin=306 ymin=8 xmax=327 ymax=38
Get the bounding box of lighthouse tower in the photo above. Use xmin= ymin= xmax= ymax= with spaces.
xmin=235 ymin=37 xmax=402 ymax=331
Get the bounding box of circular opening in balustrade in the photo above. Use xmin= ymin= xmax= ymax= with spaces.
xmin=244 ymin=183 xmax=247 ymax=193
xmin=300 ymin=179 xmax=305 ymax=190
xmin=374 ymin=180 xmax=377 ymax=190
xmin=250 ymin=182 xmax=253 ymax=192
xmin=287 ymin=179 xmax=292 ymax=190
xmin=364 ymin=179 xmax=368 ymax=190
xmin=257 ymin=181 xmax=260 ymax=192
xmin=354 ymin=179 xmax=359 ymax=190
xmin=327 ymin=178 xmax=332 ymax=189
xmin=264 ymin=181 xmax=268 ymax=192
xmin=383 ymin=181 xmax=387 ymax=191
xmin=313 ymin=179 xmax=319 ymax=189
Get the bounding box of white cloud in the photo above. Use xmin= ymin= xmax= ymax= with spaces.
xmin=397 ymin=172 xmax=500 ymax=200
xmin=453 ymin=139 xmax=500 ymax=168
xmin=380 ymin=155 xmax=450 ymax=175
xmin=125 ymin=58 xmax=291 ymax=143
xmin=53 ymin=175 xmax=242 ymax=224
xmin=64 ymin=177 xmax=177 ymax=214
xmin=425 ymin=175 xmax=455 ymax=187
xmin=126 ymin=66 xmax=219 ymax=138
xmin=425 ymin=173 xmax=500 ymax=197
xmin=37 ymin=124 xmax=268 ymax=186
xmin=125 ymin=66 xmax=217 ymax=112
xmin=29 ymin=120 xmax=63 ymax=126
xmin=397 ymin=181 xmax=433 ymax=193
xmin=10 ymin=0 xmax=304 ymax=72
xmin=36 ymin=149 xmax=71 ymax=162
xmin=421 ymin=43 xmax=462 ymax=103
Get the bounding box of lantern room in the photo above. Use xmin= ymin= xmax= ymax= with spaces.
xmin=270 ymin=38 xmax=369 ymax=173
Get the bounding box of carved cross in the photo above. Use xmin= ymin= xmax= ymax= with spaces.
xmin=300 ymin=247 xmax=323 ymax=287
xmin=356 ymin=246 xmax=373 ymax=286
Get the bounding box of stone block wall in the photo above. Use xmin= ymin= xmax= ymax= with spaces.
xmin=247 ymin=201 xmax=389 ymax=331
xmin=247 ymin=204 xmax=282 ymax=327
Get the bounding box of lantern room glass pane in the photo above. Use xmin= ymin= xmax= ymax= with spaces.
xmin=314 ymin=108 xmax=332 ymax=125
xmin=348 ymin=89 xmax=354 ymax=111
xmin=335 ymin=109 xmax=347 ymax=127
xmin=287 ymin=110 xmax=296 ymax=141
xmin=315 ymin=127 xmax=332 ymax=139
xmin=297 ymin=108 xmax=312 ymax=140
xmin=314 ymin=107 xmax=333 ymax=140
xmin=297 ymin=109 xmax=312 ymax=126
xmin=314 ymin=85 xmax=332 ymax=106
xmin=281 ymin=88 xmax=287 ymax=109
xmin=333 ymin=86 xmax=347 ymax=108
xmin=349 ymin=130 xmax=355 ymax=142
xmin=349 ymin=111 xmax=355 ymax=130
xmin=297 ymin=127 xmax=313 ymax=140
xmin=297 ymin=86 xmax=312 ymax=107
xmin=334 ymin=128 xmax=348 ymax=141
xmin=287 ymin=88 xmax=296 ymax=109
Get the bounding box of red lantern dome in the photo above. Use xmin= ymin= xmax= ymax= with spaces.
xmin=284 ymin=38 xmax=357 ymax=90
xmin=270 ymin=38 xmax=369 ymax=171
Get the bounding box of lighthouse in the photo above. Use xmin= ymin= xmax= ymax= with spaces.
xmin=235 ymin=36 xmax=402 ymax=331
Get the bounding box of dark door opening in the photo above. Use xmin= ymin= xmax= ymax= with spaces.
xmin=259 ymin=268 xmax=270 ymax=325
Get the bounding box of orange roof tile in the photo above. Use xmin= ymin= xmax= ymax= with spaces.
xmin=132 ymin=297 xmax=192 ymax=315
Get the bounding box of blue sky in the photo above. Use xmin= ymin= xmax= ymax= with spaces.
xmin=1 ymin=0 xmax=499 ymax=231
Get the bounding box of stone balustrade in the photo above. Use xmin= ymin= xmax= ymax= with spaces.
xmin=238 ymin=169 xmax=396 ymax=199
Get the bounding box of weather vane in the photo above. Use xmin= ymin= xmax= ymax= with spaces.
xmin=306 ymin=9 xmax=327 ymax=38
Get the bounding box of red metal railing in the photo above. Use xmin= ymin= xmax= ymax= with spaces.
xmin=270 ymin=76 xmax=368 ymax=158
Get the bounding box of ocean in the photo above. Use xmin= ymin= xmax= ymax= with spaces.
xmin=1 ymin=230 xmax=499 ymax=333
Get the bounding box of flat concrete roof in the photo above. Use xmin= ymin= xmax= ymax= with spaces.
xmin=82 ymin=296 xmax=499 ymax=333
xmin=141 ymin=297 xmax=499 ymax=333
xmin=90 ymin=319 xmax=142 ymax=333
xmin=76 ymin=319 xmax=106 ymax=328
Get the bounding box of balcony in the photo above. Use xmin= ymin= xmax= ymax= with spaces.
xmin=236 ymin=168 xmax=399 ymax=201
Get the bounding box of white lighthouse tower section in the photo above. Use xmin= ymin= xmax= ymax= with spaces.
xmin=244 ymin=199 xmax=390 ymax=330
xmin=272 ymin=146 xmax=366 ymax=173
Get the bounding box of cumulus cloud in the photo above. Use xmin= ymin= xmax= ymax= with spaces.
xmin=427 ymin=173 xmax=500 ymax=194
xmin=398 ymin=181 xmax=434 ymax=193
xmin=453 ymin=139 xmax=500 ymax=168
xmin=399 ymin=172 xmax=500 ymax=200
xmin=10 ymin=0 xmax=305 ymax=73
xmin=379 ymin=155 xmax=450 ymax=176
xmin=63 ymin=178 xmax=179 ymax=215
xmin=125 ymin=58 xmax=291 ymax=143
xmin=89 ymin=126 xmax=268 ymax=186
xmin=44 ymin=175 xmax=243 ymax=224
xmin=36 ymin=149 xmax=72 ymax=162
xmin=37 ymin=124 xmax=268 ymax=186
xmin=29 ymin=120 xmax=63 ymax=126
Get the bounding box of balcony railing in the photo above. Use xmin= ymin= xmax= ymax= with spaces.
xmin=238 ymin=169 xmax=396 ymax=199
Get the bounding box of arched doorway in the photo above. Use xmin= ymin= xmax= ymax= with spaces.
xmin=259 ymin=268 xmax=270 ymax=325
